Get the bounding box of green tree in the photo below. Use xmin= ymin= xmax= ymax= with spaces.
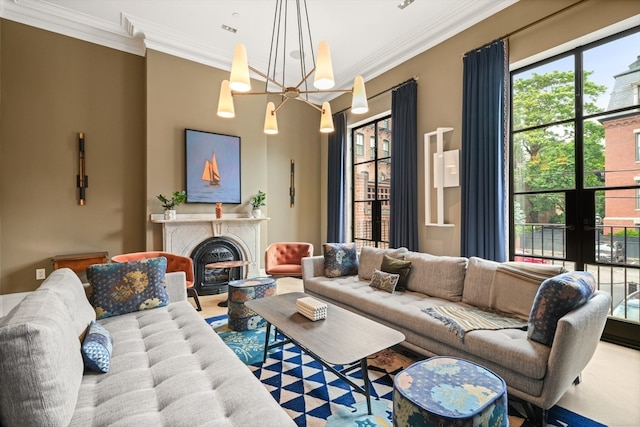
xmin=512 ymin=70 xmax=606 ymax=223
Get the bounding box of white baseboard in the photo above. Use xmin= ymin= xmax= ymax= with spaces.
xmin=0 ymin=292 xmax=31 ymax=317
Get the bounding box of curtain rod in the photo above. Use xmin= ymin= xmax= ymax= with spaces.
xmin=464 ymin=0 xmax=589 ymax=56
xmin=500 ymin=0 xmax=589 ymax=40
xmin=334 ymin=76 xmax=418 ymax=116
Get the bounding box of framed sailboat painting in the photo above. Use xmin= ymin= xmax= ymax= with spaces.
xmin=185 ymin=129 xmax=241 ymax=204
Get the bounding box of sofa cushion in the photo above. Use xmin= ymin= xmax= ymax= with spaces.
xmin=528 ymin=271 xmax=596 ymax=346
xmin=71 ymin=302 xmax=296 ymax=426
xmin=0 ymin=289 xmax=84 ymax=427
xmin=380 ymin=254 xmax=412 ymax=291
xmin=489 ymin=262 xmax=565 ymax=320
xmin=369 ymin=269 xmax=400 ymax=293
xmin=81 ymin=320 xmax=114 ymax=373
xmin=39 ymin=268 xmax=96 ymax=338
xmin=87 ymin=257 xmax=169 ymax=319
xmin=358 ymin=246 xmax=408 ymax=280
xmin=404 ymin=252 xmax=468 ymax=302
xmin=323 ymin=242 xmax=359 ymax=278
xmin=462 ymin=257 xmax=499 ymax=309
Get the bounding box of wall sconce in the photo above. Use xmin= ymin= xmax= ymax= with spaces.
xmin=290 ymin=159 xmax=295 ymax=207
xmin=77 ymin=132 xmax=88 ymax=205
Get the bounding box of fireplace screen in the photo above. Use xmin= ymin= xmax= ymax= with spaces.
xmin=190 ymin=237 xmax=244 ymax=295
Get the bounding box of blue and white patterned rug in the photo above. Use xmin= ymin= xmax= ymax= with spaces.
xmin=206 ymin=315 xmax=607 ymax=427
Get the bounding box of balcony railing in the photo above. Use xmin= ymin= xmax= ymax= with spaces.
xmin=514 ymin=222 xmax=640 ymax=324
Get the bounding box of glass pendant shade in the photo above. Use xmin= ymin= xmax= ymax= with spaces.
xmin=264 ymin=102 xmax=278 ymax=135
xmin=351 ymin=75 xmax=369 ymax=114
xmin=229 ymin=44 xmax=251 ymax=92
xmin=320 ymin=102 xmax=334 ymax=133
xmin=313 ymin=41 xmax=335 ymax=90
xmin=217 ymin=80 xmax=235 ymax=118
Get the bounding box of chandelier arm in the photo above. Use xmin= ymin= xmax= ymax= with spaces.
xmin=297 ymin=89 xmax=353 ymax=95
xmin=296 ymin=97 xmax=322 ymax=112
xmin=249 ymin=66 xmax=287 ymax=91
xmin=273 ymin=97 xmax=291 ymax=113
xmin=294 ymin=67 xmax=316 ymax=90
xmin=232 ymin=91 xmax=287 ymax=96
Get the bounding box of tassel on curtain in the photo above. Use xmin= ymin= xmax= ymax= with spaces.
xmin=460 ymin=39 xmax=509 ymax=261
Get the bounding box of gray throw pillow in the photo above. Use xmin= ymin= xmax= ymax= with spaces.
xmin=369 ymin=269 xmax=400 ymax=293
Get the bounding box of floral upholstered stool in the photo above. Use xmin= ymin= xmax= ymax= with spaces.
xmin=227 ymin=277 xmax=277 ymax=331
xmin=393 ymin=356 xmax=509 ymax=427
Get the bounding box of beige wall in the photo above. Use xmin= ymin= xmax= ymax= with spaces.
xmin=1 ymin=0 xmax=638 ymax=294
xmin=0 ymin=20 xmax=146 ymax=294
xmin=144 ymin=50 xmax=322 ymax=257
xmin=329 ymin=0 xmax=639 ymax=256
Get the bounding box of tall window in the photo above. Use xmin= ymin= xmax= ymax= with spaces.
xmin=352 ymin=116 xmax=392 ymax=249
xmin=511 ymin=26 xmax=640 ymax=338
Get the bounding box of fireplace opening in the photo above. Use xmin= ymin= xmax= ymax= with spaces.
xmin=190 ymin=237 xmax=244 ymax=295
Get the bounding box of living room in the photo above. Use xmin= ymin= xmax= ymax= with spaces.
xmin=0 ymin=0 xmax=639 ymax=425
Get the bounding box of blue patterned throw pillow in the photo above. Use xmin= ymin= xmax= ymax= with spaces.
xmin=87 ymin=257 xmax=169 ymax=319
xmin=528 ymin=271 xmax=596 ymax=346
xmin=81 ymin=321 xmax=114 ymax=373
xmin=370 ymin=269 xmax=400 ymax=293
xmin=323 ymin=242 xmax=359 ymax=278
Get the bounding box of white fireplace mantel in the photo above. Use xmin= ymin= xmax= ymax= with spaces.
xmin=150 ymin=214 xmax=269 ymax=278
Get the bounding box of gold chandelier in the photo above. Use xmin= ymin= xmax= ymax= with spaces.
xmin=216 ymin=0 xmax=368 ymax=134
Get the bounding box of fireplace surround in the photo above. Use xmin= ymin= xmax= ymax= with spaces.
xmin=150 ymin=214 xmax=268 ymax=290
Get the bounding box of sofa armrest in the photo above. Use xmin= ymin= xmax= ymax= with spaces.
xmin=165 ymin=271 xmax=187 ymax=303
xmin=302 ymin=255 xmax=325 ymax=280
xmin=540 ymin=290 xmax=611 ymax=409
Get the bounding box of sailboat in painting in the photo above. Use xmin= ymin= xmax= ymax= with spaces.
xmin=201 ymin=153 xmax=221 ymax=186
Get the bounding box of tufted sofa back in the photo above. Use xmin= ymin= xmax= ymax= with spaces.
xmin=111 ymin=251 xmax=194 ymax=286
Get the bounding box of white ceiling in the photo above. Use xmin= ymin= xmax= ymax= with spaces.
xmin=1 ymin=0 xmax=519 ymax=100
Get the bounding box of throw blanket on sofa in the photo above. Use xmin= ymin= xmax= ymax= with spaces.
xmin=423 ymin=306 xmax=528 ymax=341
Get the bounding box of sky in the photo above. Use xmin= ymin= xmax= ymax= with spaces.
xmin=514 ymin=30 xmax=639 ymax=110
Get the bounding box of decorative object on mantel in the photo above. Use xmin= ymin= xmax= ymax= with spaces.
xmin=250 ymin=190 xmax=266 ymax=218
xmin=157 ymin=190 xmax=186 ymax=220
xmin=77 ymin=132 xmax=88 ymax=205
xmin=216 ymin=0 xmax=369 ymax=135
xmin=216 ymin=202 xmax=223 ymax=219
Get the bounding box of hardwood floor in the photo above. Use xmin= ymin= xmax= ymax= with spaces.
xmin=194 ymin=277 xmax=640 ymax=427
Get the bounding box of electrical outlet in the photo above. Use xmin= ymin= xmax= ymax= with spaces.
xmin=36 ymin=268 xmax=46 ymax=280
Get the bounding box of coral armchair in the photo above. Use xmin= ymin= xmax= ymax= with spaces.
xmin=265 ymin=242 xmax=314 ymax=278
xmin=111 ymin=251 xmax=201 ymax=311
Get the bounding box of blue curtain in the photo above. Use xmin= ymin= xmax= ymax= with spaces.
xmin=327 ymin=112 xmax=346 ymax=242
xmin=461 ymin=40 xmax=508 ymax=261
xmin=390 ymin=80 xmax=419 ymax=251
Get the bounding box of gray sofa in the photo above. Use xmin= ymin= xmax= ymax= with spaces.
xmin=302 ymin=247 xmax=611 ymax=414
xmin=0 ymin=268 xmax=295 ymax=427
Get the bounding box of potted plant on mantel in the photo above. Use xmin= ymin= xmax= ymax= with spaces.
xmin=250 ymin=190 xmax=266 ymax=218
xmin=157 ymin=190 xmax=186 ymax=220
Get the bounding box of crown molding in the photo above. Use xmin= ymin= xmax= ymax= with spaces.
xmin=0 ymin=0 xmax=145 ymax=55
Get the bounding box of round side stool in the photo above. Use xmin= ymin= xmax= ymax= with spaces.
xmin=393 ymin=356 xmax=508 ymax=427
xmin=227 ymin=277 xmax=277 ymax=331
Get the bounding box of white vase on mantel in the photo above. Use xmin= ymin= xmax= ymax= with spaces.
xmin=164 ymin=209 xmax=176 ymax=220
xmin=252 ymin=208 xmax=262 ymax=218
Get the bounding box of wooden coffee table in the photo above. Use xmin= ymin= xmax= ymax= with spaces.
xmin=245 ymin=292 xmax=405 ymax=415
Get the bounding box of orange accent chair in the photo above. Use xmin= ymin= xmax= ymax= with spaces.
xmin=264 ymin=242 xmax=314 ymax=278
xmin=111 ymin=251 xmax=201 ymax=311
